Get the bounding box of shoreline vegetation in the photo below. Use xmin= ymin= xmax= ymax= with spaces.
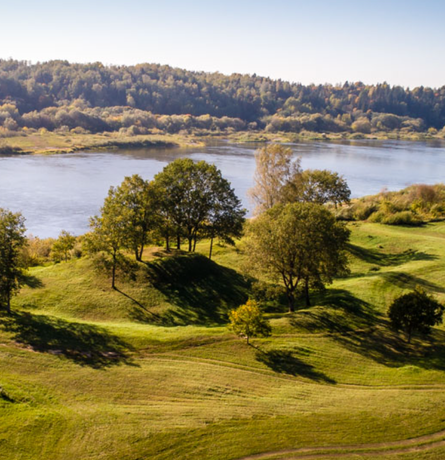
xmin=1 ymin=129 xmax=444 ymax=156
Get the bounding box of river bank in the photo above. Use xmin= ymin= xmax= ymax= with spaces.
xmin=1 ymin=129 xmax=444 ymax=155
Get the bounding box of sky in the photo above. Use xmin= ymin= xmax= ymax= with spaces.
xmin=1 ymin=0 xmax=444 ymax=88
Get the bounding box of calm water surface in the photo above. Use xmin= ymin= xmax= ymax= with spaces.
xmin=1 ymin=139 xmax=445 ymax=237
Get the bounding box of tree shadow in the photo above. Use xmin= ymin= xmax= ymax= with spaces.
xmin=114 ymin=287 xmax=161 ymax=322
xmin=348 ymin=244 xmax=437 ymax=266
xmin=333 ymin=320 xmax=445 ymax=371
xmin=380 ymin=271 xmax=445 ymax=294
xmin=0 ymin=312 xmax=136 ymax=369
xmin=19 ymin=273 xmax=44 ymax=289
xmin=290 ymin=289 xmax=378 ymax=334
xmin=144 ymin=254 xmax=249 ymax=326
xmin=255 ymin=348 xmax=336 ymax=384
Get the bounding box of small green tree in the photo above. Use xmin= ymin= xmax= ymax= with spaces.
xmin=388 ymin=288 xmax=444 ymax=343
xmin=0 ymin=209 xmax=27 ymax=314
xmin=228 ymin=299 xmax=271 ymax=344
xmin=87 ymin=188 xmax=132 ymax=289
xmin=51 ymin=230 xmax=76 ymax=262
xmin=111 ymin=175 xmax=159 ymax=261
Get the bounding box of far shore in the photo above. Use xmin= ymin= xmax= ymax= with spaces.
xmin=0 ymin=129 xmax=444 ymax=155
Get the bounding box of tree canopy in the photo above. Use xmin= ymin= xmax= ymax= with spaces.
xmin=388 ymin=288 xmax=444 ymax=343
xmin=246 ymin=202 xmax=350 ymax=311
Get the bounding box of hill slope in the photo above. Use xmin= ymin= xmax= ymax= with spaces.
xmin=1 ymin=222 xmax=445 ymax=459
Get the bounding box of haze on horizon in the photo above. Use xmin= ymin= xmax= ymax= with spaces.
xmin=2 ymin=0 xmax=445 ymax=88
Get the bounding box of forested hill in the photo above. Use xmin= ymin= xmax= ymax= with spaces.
xmin=1 ymin=59 xmax=445 ymax=133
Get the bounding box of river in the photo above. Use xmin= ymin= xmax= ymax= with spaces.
xmin=1 ymin=139 xmax=445 ymax=237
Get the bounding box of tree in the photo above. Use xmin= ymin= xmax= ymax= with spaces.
xmin=228 ymin=299 xmax=271 ymax=345
xmin=153 ymin=158 xmax=245 ymax=253
xmin=51 ymin=230 xmax=76 ymax=262
xmin=248 ymin=144 xmax=301 ymax=215
xmin=388 ymin=288 xmax=444 ymax=343
xmin=87 ymin=188 xmax=131 ymax=289
xmin=283 ymin=169 xmax=351 ymax=208
xmin=246 ymin=203 xmax=350 ymax=312
xmin=205 ymin=177 xmax=246 ymax=259
xmin=0 ymin=209 xmax=27 ymax=314
xmin=111 ymin=175 xmax=158 ymax=261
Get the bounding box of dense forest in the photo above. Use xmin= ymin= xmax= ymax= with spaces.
xmin=1 ymin=59 xmax=445 ymax=135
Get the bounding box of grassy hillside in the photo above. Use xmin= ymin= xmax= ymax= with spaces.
xmin=2 ymin=222 xmax=445 ymax=459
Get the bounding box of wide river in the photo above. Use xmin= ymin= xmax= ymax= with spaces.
xmin=1 ymin=139 xmax=445 ymax=237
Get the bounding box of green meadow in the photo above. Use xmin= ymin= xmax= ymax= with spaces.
xmin=2 ymin=222 xmax=445 ymax=459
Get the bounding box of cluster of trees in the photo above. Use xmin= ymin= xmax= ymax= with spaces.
xmin=245 ymin=145 xmax=351 ymax=311
xmin=1 ymin=60 xmax=445 ymax=134
xmin=87 ymin=160 xmax=245 ymax=288
xmin=0 ymin=103 xmax=247 ymax=135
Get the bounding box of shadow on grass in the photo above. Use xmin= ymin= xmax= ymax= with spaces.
xmin=0 ymin=311 xmax=136 ymax=369
xmin=145 ymin=253 xmax=249 ymax=326
xmin=114 ymin=287 xmax=161 ymax=322
xmin=331 ymin=318 xmax=445 ymax=371
xmin=291 ymin=289 xmax=378 ymax=334
xmin=255 ymin=348 xmax=336 ymax=384
xmin=19 ymin=273 xmax=44 ymax=289
xmin=348 ymin=244 xmax=437 ymax=266
xmin=381 ymin=271 xmax=445 ymax=294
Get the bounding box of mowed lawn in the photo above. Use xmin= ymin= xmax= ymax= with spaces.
xmin=1 ymin=222 xmax=445 ymax=459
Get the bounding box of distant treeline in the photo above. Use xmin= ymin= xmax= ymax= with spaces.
xmin=1 ymin=59 xmax=445 ymax=134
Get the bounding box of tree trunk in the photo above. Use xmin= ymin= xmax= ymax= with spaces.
xmin=177 ymin=234 xmax=181 ymax=250
xmin=6 ymin=293 xmax=11 ymax=315
xmin=193 ymin=235 xmax=197 ymax=252
xmin=111 ymin=250 xmax=117 ymax=290
xmin=287 ymin=292 xmax=295 ymax=313
xmin=188 ymin=237 xmax=193 ymax=252
xmin=138 ymin=244 xmax=144 ymax=262
xmin=304 ymin=277 xmax=311 ymax=307
xmin=209 ymin=237 xmax=214 ymax=260
xmin=165 ymin=234 xmax=170 ymax=252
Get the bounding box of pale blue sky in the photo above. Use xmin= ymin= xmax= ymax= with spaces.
xmin=2 ymin=0 xmax=444 ymax=87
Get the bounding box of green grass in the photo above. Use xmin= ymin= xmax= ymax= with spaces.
xmin=2 ymin=222 xmax=445 ymax=459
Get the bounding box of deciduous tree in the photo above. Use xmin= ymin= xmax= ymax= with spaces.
xmin=388 ymin=288 xmax=444 ymax=343
xmin=0 ymin=209 xmax=27 ymax=314
xmin=228 ymin=299 xmax=271 ymax=344
xmin=246 ymin=203 xmax=350 ymax=311
xmin=248 ymin=144 xmax=301 ymax=215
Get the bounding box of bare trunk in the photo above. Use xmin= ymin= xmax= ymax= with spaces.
xmin=177 ymin=234 xmax=181 ymax=250
xmin=209 ymin=237 xmax=214 ymax=260
xmin=304 ymin=277 xmax=311 ymax=307
xmin=288 ymin=292 xmax=295 ymax=313
xmin=112 ymin=249 xmax=117 ymax=290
